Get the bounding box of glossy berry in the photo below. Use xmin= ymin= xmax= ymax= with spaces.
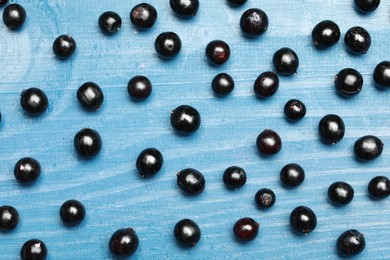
xmin=127 ymin=76 xmax=152 ymax=101
xmin=20 ymin=88 xmax=48 ymax=116
xmin=155 ymin=32 xmax=182 ymax=59
xmin=0 ymin=0 xmax=8 ymax=7
xmin=284 ymin=99 xmax=306 ymax=122
xmin=337 ymin=229 xmax=366 ymax=257
xmin=328 ymin=181 xmax=354 ymax=206
xmin=344 ymin=26 xmax=371 ymax=55
xmin=373 ymin=61 xmax=390 ymax=89
xmin=98 ymin=11 xmax=122 ymax=35
xmin=354 ymin=0 xmax=380 ymax=13
xmin=354 ymin=135 xmax=383 ymax=161
xmin=14 ymin=157 xmax=41 ymax=184
xmin=334 ymin=68 xmax=363 ymax=97
xmin=59 ymin=200 xmax=85 ymax=226
xmin=311 ymin=20 xmax=340 ymax=49
xmin=256 ymin=129 xmax=282 ymax=156
xmin=74 ymin=128 xmax=102 ymax=158
xmin=240 ymin=8 xmax=268 ymax=38
xmin=170 ymin=0 xmax=199 ymax=19
xmin=136 ymin=148 xmax=163 ymax=178
xmin=273 ymin=48 xmax=299 ymax=75
xmin=53 ymin=35 xmax=76 ymax=59
xmin=3 ymin=4 xmax=26 ymax=30
xmin=0 ymin=205 xmax=19 ymax=230
xmin=368 ymin=176 xmax=390 ymax=199
xmin=212 ymin=73 xmax=234 ymax=97
xmin=227 ymin=0 xmax=247 ymax=6
xmin=290 ymin=206 xmax=317 ymax=235
xmin=77 ymin=82 xmax=104 ymax=111
xmin=280 ymin=163 xmax=305 ymax=188
xmin=253 ymin=71 xmax=279 ymax=98
xmin=233 ymin=217 xmax=259 ymax=242
xmin=223 ymin=166 xmax=247 ymax=189
xmin=170 ymin=105 xmax=201 ymax=135
xmin=130 ymin=3 xmax=157 ymax=30
xmin=205 ymin=40 xmax=230 ymax=66
xmin=318 ymin=114 xmax=345 ymax=144
xmin=254 ymin=188 xmax=276 ymax=209
xmin=174 ymin=219 xmax=201 ymax=247
xmin=20 ymin=239 xmax=47 ymax=260
xmin=177 ymin=168 xmax=205 ymax=195
xmin=109 ymin=228 xmax=139 ymax=257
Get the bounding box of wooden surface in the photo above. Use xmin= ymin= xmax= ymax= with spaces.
xmin=1 ymin=0 xmax=390 ymax=259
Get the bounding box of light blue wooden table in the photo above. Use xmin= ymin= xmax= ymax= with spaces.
xmin=1 ymin=0 xmax=390 ymax=259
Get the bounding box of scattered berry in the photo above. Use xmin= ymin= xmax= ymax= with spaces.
xmin=170 ymin=105 xmax=201 ymax=135
xmin=328 ymin=181 xmax=354 ymax=206
xmin=256 ymin=129 xmax=282 ymax=155
xmin=240 ymin=8 xmax=268 ymax=38
xmin=155 ymin=32 xmax=182 ymax=59
xmin=127 ymin=76 xmax=152 ymax=101
xmin=223 ymin=166 xmax=247 ymax=189
xmin=227 ymin=0 xmax=247 ymax=7
xmin=177 ymin=168 xmax=205 ymax=195
xmin=109 ymin=228 xmax=139 ymax=257
xmin=254 ymin=188 xmax=276 ymax=209
xmin=212 ymin=73 xmax=234 ymax=97
xmin=368 ymin=176 xmax=390 ymax=199
xmin=98 ymin=11 xmax=122 ymax=35
xmin=311 ymin=20 xmax=340 ymax=49
xmin=233 ymin=217 xmax=259 ymax=242
xmin=253 ymin=71 xmax=279 ymax=99
xmin=205 ymin=40 xmax=230 ymax=66
xmin=60 ymin=199 xmax=86 ymax=226
xmin=280 ymin=163 xmax=305 ymax=188
xmin=337 ymin=229 xmax=366 ymax=257
xmin=273 ymin=47 xmax=299 ymax=75
xmin=130 ymin=3 xmax=157 ymax=30
xmin=373 ymin=61 xmax=390 ymax=89
xmin=20 ymin=88 xmax=48 ymax=116
xmin=136 ymin=148 xmax=163 ymax=178
xmin=354 ymin=135 xmax=383 ymax=161
xmin=318 ymin=114 xmax=345 ymax=144
xmin=77 ymin=82 xmax=104 ymax=111
xmin=20 ymin=239 xmax=47 ymax=260
xmin=14 ymin=157 xmax=41 ymax=184
xmin=174 ymin=219 xmax=201 ymax=247
xmin=0 ymin=0 xmax=8 ymax=7
xmin=3 ymin=4 xmax=26 ymax=30
xmin=53 ymin=35 xmax=76 ymax=59
xmin=74 ymin=128 xmax=102 ymax=158
xmin=290 ymin=206 xmax=317 ymax=235
xmin=334 ymin=68 xmax=363 ymax=97
xmin=344 ymin=26 xmax=371 ymax=54
xmin=354 ymin=0 xmax=380 ymax=13
xmin=0 ymin=205 xmax=20 ymax=230
xmin=170 ymin=0 xmax=199 ymax=18
xmin=284 ymin=99 xmax=306 ymax=122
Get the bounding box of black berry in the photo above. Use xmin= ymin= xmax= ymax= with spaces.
xmin=20 ymin=239 xmax=47 ymax=260
xmin=284 ymin=99 xmax=306 ymax=122
xmin=98 ymin=11 xmax=121 ymax=35
xmin=344 ymin=26 xmax=371 ymax=54
xmin=334 ymin=68 xmax=363 ymax=97
xmin=0 ymin=205 xmax=19 ymax=230
xmin=212 ymin=73 xmax=234 ymax=97
xmin=253 ymin=71 xmax=279 ymax=98
xmin=328 ymin=181 xmax=354 ymax=206
xmin=290 ymin=206 xmax=317 ymax=235
xmin=337 ymin=229 xmax=366 ymax=257
xmin=60 ymin=200 xmax=85 ymax=226
xmin=273 ymin=48 xmax=299 ymax=75
xmin=127 ymin=75 xmax=152 ymax=101
xmin=0 ymin=0 xmax=8 ymax=7
xmin=254 ymin=188 xmax=276 ymax=209
xmin=20 ymin=88 xmax=48 ymax=116
xmin=74 ymin=128 xmax=102 ymax=158
xmin=136 ymin=148 xmax=163 ymax=178
xmin=174 ymin=219 xmax=201 ymax=247
xmin=205 ymin=40 xmax=230 ymax=66
xmin=368 ymin=176 xmax=390 ymax=199
xmin=109 ymin=228 xmax=139 ymax=257
xmin=240 ymin=8 xmax=268 ymax=38
xmin=170 ymin=0 xmax=199 ymax=18
xmin=311 ymin=20 xmax=340 ymax=49
xmin=256 ymin=129 xmax=282 ymax=156
xmin=3 ymin=4 xmax=26 ymax=30
xmin=53 ymin=35 xmax=76 ymax=60
xmin=354 ymin=0 xmax=380 ymax=13
xmin=177 ymin=168 xmax=205 ymax=195
xmin=227 ymin=0 xmax=247 ymax=7
xmin=373 ymin=61 xmax=390 ymax=89
xmin=77 ymin=82 xmax=104 ymax=111
xmin=14 ymin=157 xmax=41 ymax=184
xmin=130 ymin=3 xmax=157 ymax=30
xmin=280 ymin=163 xmax=305 ymax=188
xmin=354 ymin=135 xmax=383 ymax=161
xmin=155 ymin=32 xmax=182 ymax=59
xmin=170 ymin=105 xmax=201 ymax=135
xmin=318 ymin=114 xmax=345 ymax=144
xmin=223 ymin=166 xmax=247 ymax=189
xmin=233 ymin=217 xmax=259 ymax=242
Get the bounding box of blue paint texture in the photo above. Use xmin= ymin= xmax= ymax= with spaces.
xmin=1 ymin=0 xmax=390 ymax=259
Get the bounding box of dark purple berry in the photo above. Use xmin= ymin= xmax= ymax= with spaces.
xmin=240 ymin=8 xmax=268 ymax=38
xmin=130 ymin=3 xmax=157 ymax=30
xmin=127 ymin=76 xmax=152 ymax=101
xmin=280 ymin=163 xmax=305 ymax=188
xmin=354 ymin=135 xmax=383 ymax=161
xmin=98 ymin=11 xmax=122 ymax=35
xmin=170 ymin=0 xmax=199 ymax=18
xmin=284 ymin=99 xmax=306 ymax=122
xmin=335 ymin=68 xmax=363 ymax=97
xmin=109 ymin=228 xmax=139 ymax=257
xmin=254 ymin=188 xmax=276 ymax=209
xmin=227 ymin=0 xmax=247 ymax=7
xmin=170 ymin=105 xmax=201 ymax=135
xmin=77 ymin=82 xmax=104 ymax=111
xmin=136 ymin=148 xmax=163 ymax=178
xmin=368 ymin=176 xmax=390 ymax=199
xmin=223 ymin=166 xmax=246 ymax=189
xmin=256 ymin=129 xmax=282 ymax=155
xmin=60 ymin=199 xmax=85 ymax=226
xmin=273 ymin=48 xmax=299 ymax=75
xmin=0 ymin=0 xmax=9 ymax=7
xmin=177 ymin=168 xmax=205 ymax=195
xmin=344 ymin=26 xmax=371 ymax=54
xmin=328 ymin=181 xmax=354 ymax=206
xmin=53 ymin=35 xmax=76 ymax=59
xmin=20 ymin=88 xmax=48 ymax=116
xmin=337 ymin=229 xmax=366 ymax=257
xmin=233 ymin=217 xmax=259 ymax=242
xmin=155 ymin=32 xmax=182 ymax=59
xmin=14 ymin=157 xmax=41 ymax=184
xmin=74 ymin=128 xmax=102 ymax=158
xmin=354 ymin=0 xmax=380 ymax=13
xmin=254 ymin=71 xmax=279 ymax=98
xmin=212 ymin=73 xmax=234 ymax=97
xmin=0 ymin=205 xmax=19 ymax=230
xmin=318 ymin=114 xmax=345 ymax=144
xmin=3 ymin=4 xmax=26 ymax=30
xmin=373 ymin=61 xmax=390 ymax=89
xmin=290 ymin=206 xmax=317 ymax=235
xmin=312 ymin=20 xmax=340 ymax=49
xmin=174 ymin=219 xmax=201 ymax=247
xmin=20 ymin=239 xmax=47 ymax=260
xmin=205 ymin=40 xmax=230 ymax=66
